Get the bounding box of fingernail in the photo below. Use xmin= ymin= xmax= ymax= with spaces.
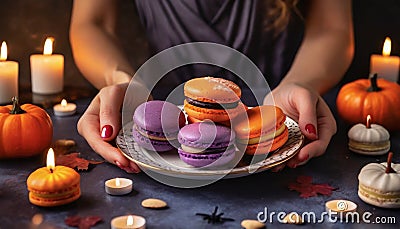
xmin=115 ymin=161 xmax=124 ymax=169
xmin=124 ymin=168 xmax=136 ymax=174
xmin=305 ymin=124 xmax=316 ymax=135
xmin=300 ymin=154 xmax=309 ymax=163
xmin=130 ymin=162 xmax=141 ymax=173
xmin=101 ymin=125 xmax=113 ymax=138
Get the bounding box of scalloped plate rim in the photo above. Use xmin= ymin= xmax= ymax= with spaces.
xmin=117 ymin=116 xmax=303 ymax=179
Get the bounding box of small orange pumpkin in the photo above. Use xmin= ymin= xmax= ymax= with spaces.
xmin=0 ymin=97 xmax=53 ymax=159
xmin=336 ymin=74 xmax=400 ymax=131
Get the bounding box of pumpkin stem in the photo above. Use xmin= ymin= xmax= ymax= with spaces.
xmin=9 ymin=97 xmax=26 ymax=114
xmin=385 ymin=152 xmax=396 ymax=173
xmin=367 ymin=73 xmax=381 ymax=92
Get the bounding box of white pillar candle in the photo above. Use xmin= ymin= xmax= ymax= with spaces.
xmin=105 ymin=178 xmax=133 ymax=195
xmin=111 ymin=215 xmax=146 ymax=229
xmin=30 ymin=37 xmax=64 ymax=94
xmin=370 ymin=37 xmax=400 ymax=82
xmin=0 ymin=41 xmax=18 ymax=104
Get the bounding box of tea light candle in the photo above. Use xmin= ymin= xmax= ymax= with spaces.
xmin=370 ymin=37 xmax=400 ymax=82
xmin=30 ymin=37 xmax=64 ymax=94
xmin=111 ymin=215 xmax=146 ymax=229
xmin=53 ymin=99 xmax=76 ymax=116
xmin=105 ymin=178 xmax=133 ymax=195
xmin=325 ymin=199 xmax=357 ymax=214
xmin=0 ymin=41 xmax=18 ymax=104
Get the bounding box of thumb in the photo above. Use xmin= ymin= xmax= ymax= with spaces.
xmin=294 ymin=90 xmax=319 ymax=140
xmin=99 ymin=85 xmax=126 ymax=141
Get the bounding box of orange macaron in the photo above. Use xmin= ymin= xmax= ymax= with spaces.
xmin=233 ymin=105 xmax=288 ymax=155
xmin=183 ymin=76 xmax=246 ymax=123
xmin=27 ymin=165 xmax=81 ymax=207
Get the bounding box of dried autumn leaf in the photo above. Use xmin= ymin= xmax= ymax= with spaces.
xmin=288 ymin=176 xmax=336 ymax=198
xmin=56 ymin=152 xmax=103 ymax=171
xmin=65 ymin=215 xmax=102 ymax=229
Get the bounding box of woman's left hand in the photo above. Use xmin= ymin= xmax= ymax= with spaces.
xmin=264 ymin=82 xmax=337 ymax=171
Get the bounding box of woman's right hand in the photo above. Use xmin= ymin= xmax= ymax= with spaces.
xmin=77 ymin=83 xmax=140 ymax=173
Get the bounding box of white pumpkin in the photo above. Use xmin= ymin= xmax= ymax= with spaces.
xmin=348 ymin=123 xmax=390 ymax=155
xmin=358 ymin=153 xmax=400 ymax=208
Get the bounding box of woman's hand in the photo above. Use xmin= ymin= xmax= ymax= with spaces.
xmin=264 ymin=82 xmax=337 ymax=171
xmin=77 ymin=83 xmax=140 ymax=173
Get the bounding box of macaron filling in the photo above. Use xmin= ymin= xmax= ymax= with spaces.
xmin=185 ymin=97 xmax=239 ymax=110
xmin=134 ymin=124 xmax=178 ymax=141
xmin=348 ymin=139 xmax=390 ymax=151
xmin=181 ymin=144 xmax=231 ymax=154
xmin=178 ymin=146 xmax=236 ymax=167
xmin=359 ymin=184 xmax=400 ymax=200
xmin=236 ymin=123 xmax=286 ymax=145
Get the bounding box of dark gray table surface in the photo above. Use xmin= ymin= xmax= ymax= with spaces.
xmin=1 ymin=93 xmax=399 ymax=229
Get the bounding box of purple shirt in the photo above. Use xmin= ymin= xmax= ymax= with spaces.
xmin=134 ymin=0 xmax=306 ymax=101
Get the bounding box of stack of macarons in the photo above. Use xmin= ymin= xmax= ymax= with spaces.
xmin=177 ymin=121 xmax=236 ymax=167
xmin=27 ymin=166 xmax=81 ymax=207
xmin=183 ymin=76 xmax=246 ymax=126
xmin=233 ymin=105 xmax=288 ymax=155
xmin=132 ymin=100 xmax=186 ymax=152
xmin=131 ymin=77 xmax=291 ymax=168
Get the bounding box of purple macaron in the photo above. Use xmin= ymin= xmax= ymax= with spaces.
xmin=132 ymin=100 xmax=186 ymax=151
xmin=177 ymin=122 xmax=236 ymax=167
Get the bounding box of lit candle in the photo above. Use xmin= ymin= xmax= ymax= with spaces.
xmin=348 ymin=115 xmax=390 ymax=155
xmin=26 ymin=148 xmax=81 ymax=207
xmin=111 ymin=215 xmax=146 ymax=229
xmin=0 ymin=41 xmax=18 ymax=104
xmin=370 ymin=37 xmax=400 ymax=82
xmin=53 ymin=99 xmax=77 ymax=116
xmin=105 ymin=178 xmax=133 ymax=195
xmin=30 ymin=37 xmax=64 ymax=94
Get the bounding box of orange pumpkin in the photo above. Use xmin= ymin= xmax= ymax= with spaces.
xmin=0 ymin=97 xmax=53 ymax=159
xmin=336 ymin=74 xmax=400 ymax=131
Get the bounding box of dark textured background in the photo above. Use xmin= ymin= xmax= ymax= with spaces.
xmin=0 ymin=0 xmax=399 ymax=94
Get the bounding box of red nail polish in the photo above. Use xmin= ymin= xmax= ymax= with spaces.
xmin=300 ymin=154 xmax=309 ymax=162
xmin=101 ymin=125 xmax=113 ymax=138
xmin=305 ymin=124 xmax=316 ymax=135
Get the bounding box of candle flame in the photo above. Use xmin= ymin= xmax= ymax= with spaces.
xmin=127 ymin=215 xmax=134 ymax=226
xmin=366 ymin=115 xmax=372 ymax=128
xmin=43 ymin=37 xmax=54 ymax=55
xmin=61 ymin=99 xmax=67 ymax=107
xmin=382 ymin=37 xmax=391 ymax=56
xmin=46 ymin=148 xmax=55 ymax=170
xmin=0 ymin=41 xmax=7 ymax=61
xmin=116 ymin=178 xmax=121 ymax=187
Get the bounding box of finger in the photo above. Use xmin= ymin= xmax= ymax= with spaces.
xmin=293 ymin=89 xmax=319 ymax=140
xmin=286 ymin=143 xmax=311 ymax=168
xmin=99 ymin=86 xmax=126 ymax=141
xmin=79 ymin=112 xmax=140 ymax=173
xmin=288 ymin=102 xmax=337 ymax=167
xmin=271 ymin=164 xmax=285 ymax=172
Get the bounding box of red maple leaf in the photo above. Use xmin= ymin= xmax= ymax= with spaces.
xmin=288 ymin=176 xmax=336 ymax=198
xmin=65 ymin=215 xmax=102 ymax=229
xmin=56 ymin=152 xmax=103 ymax=171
